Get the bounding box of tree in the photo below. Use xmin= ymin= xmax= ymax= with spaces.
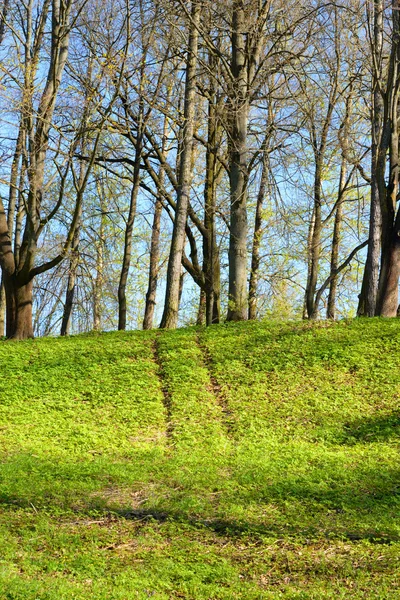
xmin=160 ymin=0 xmax=201 ymax=328
xmin=0 ymin=0 xmax=77 ymax=339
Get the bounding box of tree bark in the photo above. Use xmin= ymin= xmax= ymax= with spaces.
xmin=203 ymin=64 xmax=221 ymax=326
xmin=160 ymin=0 xmax=201 ymax=329
xmin=0 ymin=278 xmax=5 ymax=336
xmin=327 ymin=159 xmax=346 ymax=319
xmin=60 ymin=215 xmax=81 ymax=336
xmin=249 ymin=151 xmax=268 ymax=320
xmin=0 ymin=0 xmax=9 ymax=45
xmin=197 ymin=288 xmax=206 ymax=325
xmin=142 ymin=196 xmax=162 ymax=330
xmin=227 ymin=2 xmax=249 ymax=321
xmin=358 ymin=0 xmax=383 ymax=317
xmin=376 ymin=0 xmax=400 ymax=316
xmin=118 ymin=175 xmax=139 ymax=330
xmin=3 ymin=275 xmax=34 ymax=339
xmin=93 ymin=194 xmax=106 ymax=331
xmin=306 ymin=162 xmax=323 ymax=319
xmin=142 ymin=100 xmax=169 ymax=330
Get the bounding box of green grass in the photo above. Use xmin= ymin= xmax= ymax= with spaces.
xmin=0 ymin=319 xmax=400 ymax=598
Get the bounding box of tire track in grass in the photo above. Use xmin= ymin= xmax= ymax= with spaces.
xmin=151 ymin=334 xmax=173 ymax=441
xmin=154 ymin=328 xmax=230 ymax=452
xmin=195 ymin=332 xmax=234 ymax=438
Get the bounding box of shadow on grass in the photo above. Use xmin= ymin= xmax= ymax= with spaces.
xmin=1 ymin=452 xmax=400 ymax=545
xmin=341 ymin=411 xmax=400 ymax=444
xmin=113 ymin=507 xmax=399 ymax=545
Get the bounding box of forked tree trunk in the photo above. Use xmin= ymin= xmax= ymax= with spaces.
xmin=358 ymin=0 xmax=383 ymax=317
xmin=374 ymin=0 xmax=400 ymax=316
xmin=160 ymin=0 xmax=201 ymax=329
xmin=0 ymin=0 xmax=73 ymax=339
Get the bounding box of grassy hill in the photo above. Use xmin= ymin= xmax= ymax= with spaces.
xmin=0 ymin=319 xmax=400 ymax=599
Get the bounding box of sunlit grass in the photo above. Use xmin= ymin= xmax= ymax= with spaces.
xmin=0 ymin=319 xmax=399 ymax=598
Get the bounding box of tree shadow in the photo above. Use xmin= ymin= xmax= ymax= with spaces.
xmin=1 ymin=452 xmax=400 ymax=546
xmin=340 ymin=411 xmax=400 ymax=444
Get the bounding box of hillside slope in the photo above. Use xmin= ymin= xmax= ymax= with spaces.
xmin=0 ymin=319 xmax=399 ymax=599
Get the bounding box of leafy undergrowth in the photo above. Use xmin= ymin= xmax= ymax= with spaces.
xmin=0 ymin=319 xmax=399 ymax=598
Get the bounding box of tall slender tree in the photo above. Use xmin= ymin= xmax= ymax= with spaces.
xmin=160 ymin=0 xmax=201 ymax=328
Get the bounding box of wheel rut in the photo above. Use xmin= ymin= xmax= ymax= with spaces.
xmin=195 ymin=333 xmax=234 ymax=437
xmin=151 ymin=335 xmax=173 ymax=440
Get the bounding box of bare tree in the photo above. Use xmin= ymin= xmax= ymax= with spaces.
xmin=160 ymin=0 xmax=201 ymax=328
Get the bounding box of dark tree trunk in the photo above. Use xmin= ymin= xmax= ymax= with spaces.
xmin=143 ymin=197 xmax=162 ymax=330
xmin=4 ymin=275 xmax=34 ymax=339
xmin=306 ymin=163 xmax=323 ymax=320
xmin=118 ymin=175 xmax=139 ymax=330
xmin=197 ymin=288 xmax=206 ymax=325
xmin=203 ymin=68 xmax=221 ymax=326
xmin=378 ymin=212 xmax=400 ymax=316
xmin=373 ymin=0 xmax=400 ymax=316
xmin=248 ymin=152 xmax=267 ymax=320
xmin=0 ymin=0 xmax=9 ymax=45
xmin=358 ymin=179 xmax=382 ymax=316
xmin=60 ymin=158 xmax=85 ymax=336
xmin=60 ymin=230 xmax=80 ymax=336
xmin=327 ymin=165 xmax=346 ymax=320
xmin=358 ymin=0 xmax=383 ymax=317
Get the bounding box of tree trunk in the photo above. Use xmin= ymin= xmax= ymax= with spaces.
xmin=358 ymin=0 xmax=383 ymax=317
xmin=160 ymin=0 xmax=201 ymax=329
xmin=118 ymin=174 xmax=139 ymax=330
xmin=197 ymin=288 xmax=206 ymax=325
xmin=4 ymin=275 xmax=34 ymax=339
xmin=143 ymin=109 xmax=168 ymax=330
xmin=60 ymin=155 xmax=85 ymax=336
xmin=249 ymin=151 xmax=267 ymax=320
xmin=378 ymin=209 xmax=400 ymax=316
xmin=93 ymin=198 xmax=105 ymax=331
xmin=0 ymin=0 xmax=72 ymax=339
xmin=306 ymin=163 xmax=323 ymax=319
xmin=0 ymin=279 xmax=5 ymax=336
xmin=143 ymin=196 xmax=162 ymax=330
xmin=327 ymin=159 xmax=346 ymax=320
xmin=60 ymin=227 xmax=80 ymax=336
xmin=203 ymin=72 xmax=221 ymax=326
xmin=0 ymin=0 xmax=9 ymax=46
xmin=227 ymin=2 xmax=249 ymax=321
xmin=374 ymin=0 xmax=400 ymax=316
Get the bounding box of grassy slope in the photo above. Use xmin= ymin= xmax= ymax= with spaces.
xmin=0 ymin=319 xmax=399 ymax=599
